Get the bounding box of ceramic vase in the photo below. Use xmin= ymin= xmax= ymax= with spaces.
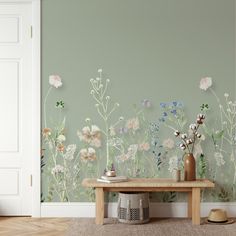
xmin=174 ymin=169 xmax=181 ymax=182
xmin=184 ymin=153 xmax=196 ymax=181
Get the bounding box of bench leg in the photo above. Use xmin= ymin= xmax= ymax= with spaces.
xmin=192 ymin=188 xmax=201 ymax=225
xmin=188 ymin=191 xmax=192 ymax=218
xmin=95 ymin=187 xmax=104 ymax=225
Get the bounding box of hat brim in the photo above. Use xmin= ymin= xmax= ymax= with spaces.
xmin=204 ymin=218 xmax=234 ymax=225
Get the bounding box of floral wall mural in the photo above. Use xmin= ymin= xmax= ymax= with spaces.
xmin=41 ymin=70 xmax=236 ymax=202
xmin=41 ymin=0 xmax=235 ymax=202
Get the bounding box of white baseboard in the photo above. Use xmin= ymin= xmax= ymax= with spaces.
xmin=41 ymin=202 xmax=236 ymax=217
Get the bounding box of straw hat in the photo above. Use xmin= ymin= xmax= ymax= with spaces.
xmin=205 ymin=209 xmax=234 ymax=225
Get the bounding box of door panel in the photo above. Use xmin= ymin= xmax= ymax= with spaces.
xmin=0 ymin=16 xmax=19 ymax=43
xmin=0 ymin=3 xmax=32 ymax=215
xmin=0 ymin=60 xmax=19 ymax=152
xmin=0 ymin=169 xmax=19 ymax=195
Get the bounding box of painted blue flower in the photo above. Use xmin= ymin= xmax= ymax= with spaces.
xmin=149 ymin=122 xmax=159 ymax=132
xmin=163 ymin=112 xmax=168 ymax=117
xmin=172 ymin=101 xmax=178 ymax=107
xmin=159 ymin=117 xmax=165 ymax=122
xmin=171 ymin=109 xmax=177 ymax=115
xmin=160 ymin=102 xmax=166 ymax=108
xmin=151 ymin=140 xmax=158 ymax=146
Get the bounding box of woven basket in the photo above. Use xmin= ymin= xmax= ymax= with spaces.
xmin=117 ymin=192 xmax=149 ymax=224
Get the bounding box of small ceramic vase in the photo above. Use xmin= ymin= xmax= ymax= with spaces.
xmin=174 ymin=169 xmax=181 ymax=182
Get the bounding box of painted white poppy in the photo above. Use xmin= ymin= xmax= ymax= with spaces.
xmin=214 ymin=152 xmax=225 ymax=166
xmin=199 ymin=77 xmax=212 ymax=91
xmin=51 ymin=165 xmax=64 ymax=175
xmin=91 ymin=125 xmax=100 ymax=134
xmin=57 ymin=134 xmax=66 ymax=142
xmin=88 ymin=147 xmax=96 ymax=155
xmin=64 ymin=144 xmax=76 ymax=160
xmin=49 ymin=75 xmax=62 ymax=88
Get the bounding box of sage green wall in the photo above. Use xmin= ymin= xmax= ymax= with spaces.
xmin=42 ymin=0 xmax=235 ymax=202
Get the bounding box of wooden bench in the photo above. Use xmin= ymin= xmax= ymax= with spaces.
xmin=82 ymin=178 xmax=215 ymax=225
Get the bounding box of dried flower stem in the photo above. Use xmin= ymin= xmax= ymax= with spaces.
xmin=43 ymin=87 xmax=52 ymax=128
xmin=90 ymin=71 xmax=120 ymax=168
xmin=191 ymin=124 xmax=200 ymax=153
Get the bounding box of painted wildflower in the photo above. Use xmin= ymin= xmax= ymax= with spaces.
xmin=88 ymin=70 xmax=123 ymax=168
xmin=42 ymin=73 xmax=83 ymax=202
xmin=51 ymin=165 xmax=64 ymax=175
xmin=139 ymin=142 xmax=150 ymax=151
xmin=42 ymin=128 xmax=51 ymax=137
xmin=88 ymin=147 xmax=96 ymax=159
xmin=224 ymin=93 xmax=229 ymax=98
xmin=79 ymin=147 xmax=96 ymax=162
xmin=118 ymin=127 xmax=128 ymax=134
xmin=160 ymin=102 xmax=167 ymax=108
xmin=64 ymin=144 xmax=76 ymax=160
xmin=149 ymin=122 xmax=163 ymax=169
xmin=127 ymin=144 xmax=138 ymax=159
xmin=172 ymin=101 xmax=178 ymax=106
xmin=199 ymin=77 xmax=212 ymax=91
xmin=57 ymin=134 xmax=66 ymax=143
xmin=162 ymin=138 xmax=175 ymax=149
xmin=126 ymin=117 xmax=140 ymax=131
xmin=199 ymin=77 xmax=236 ymax=188
xmin=56 ymin=100 xmax=65 ymax=109
xmin=109 ymin=126 xmax=116 ymax=136
xmin=200 ymin=103 xmax=209 ymax=112
xmin=214 ymin=152 xmax=225 ymax=166
xmin=141 ymin=99 xmax=151 ymax=108
xmin=116 ymin=153 xmax=129 ymax=162
xmin=159 ymin=101 xmax=186 ymax=130
xmin=43 ymin=75 xmax=63 ymax=128
xmin=77 ymin=125 xmax=102 ymax=148
xmin=108 ymin=137 xmax=123 ymax=147
xmin=57 ymin=144 xmax=65 ymax=152
xmin=116 ymin=144 xmax=138 ymax=162
xmin=49 ymin=75 xmax=63 ymax=88
xmin=168 ymin=156 xmax=179 ymax=174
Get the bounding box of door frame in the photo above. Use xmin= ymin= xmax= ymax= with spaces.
xmin=0 ymin=0 xmax=41 ymax=217
xmin=31 ymin=0 xmax=41 ymax=217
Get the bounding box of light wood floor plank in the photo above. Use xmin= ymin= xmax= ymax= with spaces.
xmin=0 ymin=217 xmax=71 ymax=236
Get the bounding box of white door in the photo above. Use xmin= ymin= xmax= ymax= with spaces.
xmin=0 ymin=3 xmax=32 ymax=215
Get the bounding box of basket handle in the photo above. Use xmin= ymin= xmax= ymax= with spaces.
xmin=117 ymin=197 xmax=121 ymax=218
xmin=140 ymin=199 xmax=143 ymax=220
xmin=127 ymin=200 xmax=130 ymax=220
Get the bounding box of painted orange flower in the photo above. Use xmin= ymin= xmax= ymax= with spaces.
xmin=139 ymin=142 xmax=150 ymax=151
xmin=57 ymin=144 xmax=65 ymax=152
xmin=42 ymin=128 xmax=51 ymax=137
xmin=126 ymin=117 xmax=140 ymax=131
xmin=41 ymin=148 xmax=45 ymax=157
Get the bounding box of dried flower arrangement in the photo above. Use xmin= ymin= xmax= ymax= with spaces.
xmin=174 ymin=114 xmax=206 ymax=154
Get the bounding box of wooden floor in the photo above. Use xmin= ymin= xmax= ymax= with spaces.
xmin=0 ymin=217 xmax=71 ymax=236
xmin=2 ymin=217 xmax=236 ymax=236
